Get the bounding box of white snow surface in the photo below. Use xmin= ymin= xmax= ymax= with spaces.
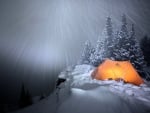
xmin=59 ymin=64 xmax=94 ymax=79
xmin=13 ymin=65 xmax=150 ymax=113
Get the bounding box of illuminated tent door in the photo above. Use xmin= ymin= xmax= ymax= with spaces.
xmin=92 ymin=59 xmax=144 ymax=85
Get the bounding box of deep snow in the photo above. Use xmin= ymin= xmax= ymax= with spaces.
xmin=12 ymin=65 xmax=150 ymax=113
xmin=1 ymin=0 xmax=150 ymax=103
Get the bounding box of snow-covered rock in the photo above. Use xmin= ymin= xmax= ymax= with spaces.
xmin=71 ymin=64 xmax=95 ymax=76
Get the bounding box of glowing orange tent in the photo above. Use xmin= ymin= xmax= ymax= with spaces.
xmin=91 ymin=59 xmax=144 ymax=85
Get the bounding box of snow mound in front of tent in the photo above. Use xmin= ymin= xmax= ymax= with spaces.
xmin=67 ymin=65 xmax=150 ymax=104
xmin=58 ymin=86 xmax=150 ymax=113
xmin=13 ymin=64 xmax=150 ymax=113
xmin=56 ymin=63 xmax=150 ymax=113
xmin=58 ymin=64 xmax=94 ymax=79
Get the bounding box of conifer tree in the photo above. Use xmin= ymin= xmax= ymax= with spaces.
xmin=103 ymin=17 xmax=115 ymax=59
xmin=19 ymin=84 xmax=32 ymax=108
xmin=90 ymin=38 xmax=105 ymax=66
xmin=140 ymin=35 xmax=150 ymax=66
xmin=129 ymin=24 xmax=146 ymax=72
xmin=80 ymin=40 xmax=94 ymax=64
xmin=19 ymin=84 xmax=26 ymax=108
xmin=90 ymin=17 xmax=115 ymax=66
xmin=83 ymin=15 xmax=147 ymax=76
xmin=113 ymin=14 xmax=130 ymax=60
xmin=26 ymin=90 xmax=33 ymax=106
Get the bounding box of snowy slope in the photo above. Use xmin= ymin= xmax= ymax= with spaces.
xmin=58 ymin=87 xmax=150 ymax=113
xmin=1 ymin=0 xmax=150 ymax=101
xmin=12 ymin=65 xmax=150 ymax=113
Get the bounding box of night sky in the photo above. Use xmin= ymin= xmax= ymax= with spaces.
xmin=0 ymin=0 xmax=150 ymax=104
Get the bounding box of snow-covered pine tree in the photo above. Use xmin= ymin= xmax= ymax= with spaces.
xmin=19 ymin=84 xmax=32 ymax=108
xmin=90 ymin=38 xmax=105 ymax=66
xmin=80 ymin=40 xmax=94 ymax=64
xmin=102 ymin=17 xmax=115 ymax=60
xmin=90 ymin=17 xmax=115 ymax=66
xmin=112 ymin=30 xmax=119 ymax=59
xmin=129 ymin=24 xmax=146 ymax=73
xmin=140 ymin=35 xmax=150 ymax=66
xmin=113 ymin=14 xmax=130 ymax=60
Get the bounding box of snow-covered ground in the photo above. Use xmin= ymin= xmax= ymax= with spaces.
xmin=12 ymin=65 xmax=150 ymax=113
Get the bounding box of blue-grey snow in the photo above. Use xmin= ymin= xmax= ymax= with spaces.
xmin=1 ymin=0 xmax=150 ymax=99
xmin=12 ymin=65 xmax=150 ymax=113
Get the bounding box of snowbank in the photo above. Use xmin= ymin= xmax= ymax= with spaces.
xmin=12 ymin=64 xmax=150 ymax=113
xmin=58 ymin=64 xmax=94 ymax=79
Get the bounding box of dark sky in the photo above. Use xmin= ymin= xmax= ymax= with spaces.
xmin=0 ymin=0 xmax=150 ymax=104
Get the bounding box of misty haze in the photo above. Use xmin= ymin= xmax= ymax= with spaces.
xmin=0 ymin=0 xmax=150 ymax=113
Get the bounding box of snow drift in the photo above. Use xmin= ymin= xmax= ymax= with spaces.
xmin=12 ymin=64 xmax=150 ymax=113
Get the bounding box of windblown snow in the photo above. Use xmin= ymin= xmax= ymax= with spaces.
xmin=13 ymin=65 xmax=150 ymax=113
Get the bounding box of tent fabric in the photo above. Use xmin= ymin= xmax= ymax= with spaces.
xmin=92 ymin=59 xmax=144 ymax=85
